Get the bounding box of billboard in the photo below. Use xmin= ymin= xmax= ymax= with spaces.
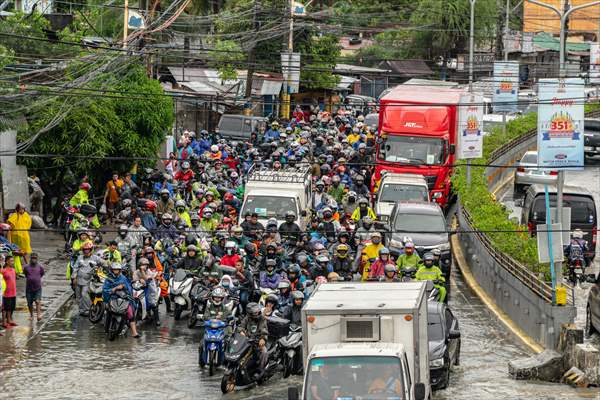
xmin=458 ymin=93 xmax=484 ymax=159
xmin=537 ymin=78 xmax=585 ymax=171
xmin=492 ymin=61 xmax=519 ymax=113
xmin=590 ymin=43 xmax=600 ymax=85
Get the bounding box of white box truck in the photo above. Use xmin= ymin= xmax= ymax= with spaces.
xmin=288 ymin=281 xmax=431 ymax=400
xmin=239 ymin=166 xmax=313 ymax=229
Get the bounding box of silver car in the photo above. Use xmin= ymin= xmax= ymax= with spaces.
xmin=513 ymin=151 xmax=557 ymax=193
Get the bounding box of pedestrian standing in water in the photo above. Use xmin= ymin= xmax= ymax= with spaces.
xmin=24 ymin=252 xmax=45 ymax=321
xmin=1 ymin=255 xmax=18 ymax=328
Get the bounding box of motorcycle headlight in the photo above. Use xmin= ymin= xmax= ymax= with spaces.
xmin=430 ymin=357 xmax=444 ymax=368
xmin=438 ymin=242 xmax=451 ymax=251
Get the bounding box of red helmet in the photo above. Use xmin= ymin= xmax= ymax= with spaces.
xmin=145 ymin=200 xmax=157 ymax=211
xmin=79 ymin=182 xmax=91 ymax=191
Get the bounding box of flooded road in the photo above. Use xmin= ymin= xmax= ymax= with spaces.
xmin=1 ymin=265 xmax=598 ymax=400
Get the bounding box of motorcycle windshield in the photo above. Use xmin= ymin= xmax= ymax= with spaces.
xmin=173 ymin=269 xmax=188 ymax=282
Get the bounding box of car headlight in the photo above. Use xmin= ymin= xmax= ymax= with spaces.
xmin=438 ymin=242 xmax=450 ymax=251
xmin=389 ymin=239 xmax=403 ymax=249
xmin=430 ymin=357 xmax=444 ymax=368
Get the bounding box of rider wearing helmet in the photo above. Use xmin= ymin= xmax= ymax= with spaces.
xmin=237 ymin=302 xmax=269 ymax=374
xmin=327 ymin=271 xmax=340 ymax=282
xmin=361 ymin=231 xmax=384 ymax=281
xmin=368 ymin=247 xmax=396 ymax=280
xmin=279 ymin=210 xmax=302 ymax=242
xmin=332 ymin=243 xmax=353 ymax=280
xmin=282 ymin=290 xmax=304 ymax=325
xmin=396 ymin=241 xmax=422 ymax=274
xmin=259 ymin=259 xmax=282 ymax=290
xmin=200 ymin=207 xmax=219 ymax=233
xmin=351 ymin=197 xmax=376 ymax=223
xmin=154 ymin=213 xmax=179 ymax=241
xmin=70 ymin=182 xmax=92 ymax=207
xmin=229 ymin=225 xmax=249 ymax=248
xmin=431 ymin=248 xmax=442 ymax=268
xmin=176 ymin=244 xmax=203 ymax=273
xmin=285 ymin=263 xmax=305 ymax=292
xmin=102 ymin=262 xmax=140 ymax=338
xmin=382 ymin=264 xmax=400 ymax=282
xmin=415 ymin=253 xmax=446 ymax=302
xmin=72 ymin=241 xmax=101 ymax=316
xmin=277 ymin=279 xmax=292 ymax=311
xmin=156 ymin=188 xmax=175 ymax=216
xmin=310 ymin=254 xmax=332 ymax=280
xmin=263 ymin=293 xmax=279 ymax=317
xmin=174 ymin=160 xmax=195 ymax=183
xmin=203 ymin=286 xmax=231 ymax=321
xmin=175 ymin=199 xmax=191 ymax=228
xmin=221 ymin=241 xmax=241 ymax=267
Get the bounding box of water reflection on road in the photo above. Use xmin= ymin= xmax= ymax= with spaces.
xmin=1 ymin=271 xmax=598 ymax=399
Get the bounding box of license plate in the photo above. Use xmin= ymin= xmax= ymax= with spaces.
xmin=575 ymin=268 xmax=583 ymax=274
xmin=585 ymin=146 xmax=594 ymax=151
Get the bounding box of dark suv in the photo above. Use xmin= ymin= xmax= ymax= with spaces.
xmin=584 ymin=118 xmax=600 ymax=162
xmin=387 ymin=202 xmax=452 ymax=280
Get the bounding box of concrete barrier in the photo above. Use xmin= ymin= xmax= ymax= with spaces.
xmin=457 ymin=205 xmax=576 ymax=349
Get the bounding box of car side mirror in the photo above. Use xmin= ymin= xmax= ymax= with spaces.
xmin=288 ymin=386 xmax=299 ymax=400
xmin=449 ymin=329 xmax=461 ymax=340
xmin=449 ymin=144 xmax=456 ymax=155
xmin=414 ymin=383 xmax=426 ymax=400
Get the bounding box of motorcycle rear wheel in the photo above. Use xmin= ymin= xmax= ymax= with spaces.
xmin=209 ymin=350 xmax=215 ymax=377
xmin=108 ymin=317 xmax=118 ymax=341
xmin=89 ymin=302 xmax=104 ymax=324
xmin=221 ymin=372 xmax=236 ymax=394
xmin=282 ymin=355 xmax=292 ymax=379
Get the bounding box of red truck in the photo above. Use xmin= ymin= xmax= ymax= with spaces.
xmin=374 ymin=86 xmax=465 ymax=208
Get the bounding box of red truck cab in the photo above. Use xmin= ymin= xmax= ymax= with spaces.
xmin=374 ymin=86 xmax=464 ymax=208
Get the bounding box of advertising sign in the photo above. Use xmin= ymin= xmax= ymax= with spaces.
xmin=590 ymin=43 xmax=600 ymax=85
xmin=458 ymin=93 xmax=484 ymax=159
xmin=537 ymin=78 xmax=584 ymax=171
xmin=492 ymin=61 xmax=519 ymax=113
xmin=281 ymin=52 xmax=301 ymax=94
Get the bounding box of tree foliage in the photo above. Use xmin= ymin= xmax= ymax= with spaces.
xmin=209 ymin=40 xmax=244 ymax=81
xmin=297 ymin=34 xmax=341 ymax=90
xmin=21 ymin=64 xmax=174 ymax=184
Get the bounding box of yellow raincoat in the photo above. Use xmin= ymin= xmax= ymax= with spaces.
xmin=8 ymin=211 xmax=32 ymax=253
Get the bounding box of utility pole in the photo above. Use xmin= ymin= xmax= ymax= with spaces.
xmin=123 ymin=0 xmax=129 ymax=48
xmin=466 ymin=0 xmax=476 ymax=186
xmin=504 ymin=0 xmax=510 ymax=61
xmin=245 ymin=0 xmax=260 ymax=100
xmin=280 ymin=0 xmax=294 ymax=118
xmin=525 ymin=0 xmax=600 ymax=290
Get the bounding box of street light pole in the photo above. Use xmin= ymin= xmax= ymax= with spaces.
xmin=466 ymin=0 xmax=476 ymax=186
xmin=525 ymin=0 xmax=600 ymax=289
xmin=504 ymin=0 xmax=510 ymax=61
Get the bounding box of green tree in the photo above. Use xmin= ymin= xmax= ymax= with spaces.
xmin=297 ymin=34 xmax=341 ymax=90
xmin=350 ymin=30 xmax=415 ymax=66
xmin=209 ymin=39 xmax=244 ymax=81
xmin=409 ymin=0 xmax=497 ymax=59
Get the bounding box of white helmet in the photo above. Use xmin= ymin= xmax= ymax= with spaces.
xmin=210 ymin=144 xmax=219 ymax=152
xmin=572 ymin=229 xmax=584 ymax=239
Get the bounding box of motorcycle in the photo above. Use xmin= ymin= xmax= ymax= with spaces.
xmin=199 ymin=318 xmax=229 ymax=376
xmin=188 ymin=283 xmax=211 ymax=328
xmin=169 ymin=269 xmax=196 ymax=320
xmin=401 ymin=266 xmax=417 ymax=282
xmin=132 ymin=281 xmax=147 ymax=322
xmin=257 ymin=287 xmax=278 ymax=307
xmin=567 ymin=258 xmax=586 ymax=285
xmin=279 ymin=324 xmax=303 ymax=378
xmin=88 ymin=266 xmax=107 ymax=324
xmin=105 ymin=290 xmax=130 ymax=341
xmin=220 ymin=333 xmax=281 ymax=393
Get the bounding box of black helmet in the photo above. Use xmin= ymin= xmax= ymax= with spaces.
xmin=285 ymin=210 xmax=296 ymax=221
xmin=246 ymin=302 xmax=261 ymax=318
xmin=185 ymin=234 xmax=196 ymax=246
xmin=265 ymin=294 xmax=279 ymax=307
xmin=384 ymin=264 xmax=397 ymax=275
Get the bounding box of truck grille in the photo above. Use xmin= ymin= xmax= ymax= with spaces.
xmin=341 ymin=316 xmax=380 ymax=342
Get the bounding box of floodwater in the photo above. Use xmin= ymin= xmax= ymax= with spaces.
xmin=1 ymin=272 xmax=598 ymax=399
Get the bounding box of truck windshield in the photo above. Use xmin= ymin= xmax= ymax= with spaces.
xmin=395 ymin=213 xmax=445 ymax=233
xmin=305 ymin=356 xmax=405 ymax=400
xmin=241 ymin=196 xmax=297 ymax=219
xmin=378 ymin=136 xmax=443 ymax=165
xmin=379 ymin=184 xmax=429 ymax=202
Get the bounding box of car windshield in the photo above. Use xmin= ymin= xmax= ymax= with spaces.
xmin=379 ymin=184 xmax=429 ymax=202
xmin=242 ymin=196 xmax=297 ymax=219
xmin=428 ymin=312 xmax=444 ymax=341
xmin=532 ymin=195 xmax=595 ymax=224
xmin=378 ymin=136 xmax=444 ymax=165
xmin=305 ymin=356 xmax=405 ymax=400
xmin=394 ymin=213 xmax=445 ymax=233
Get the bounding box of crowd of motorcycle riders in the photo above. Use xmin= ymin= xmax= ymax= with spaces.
xmin=61 ymin=106 xmax=449 ymax=391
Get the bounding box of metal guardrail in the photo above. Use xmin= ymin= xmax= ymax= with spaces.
xmin=461 ymin=207 xmax=574 ymax=305
xmin=462 ymin=108 xmax=600 ymax=305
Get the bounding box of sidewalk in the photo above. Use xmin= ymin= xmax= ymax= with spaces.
xmin=0 ymin=230 xmax=70 ymax=353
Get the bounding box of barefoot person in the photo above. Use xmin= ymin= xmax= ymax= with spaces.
xmin=24 ymin=253 xmax=45 ymax=321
